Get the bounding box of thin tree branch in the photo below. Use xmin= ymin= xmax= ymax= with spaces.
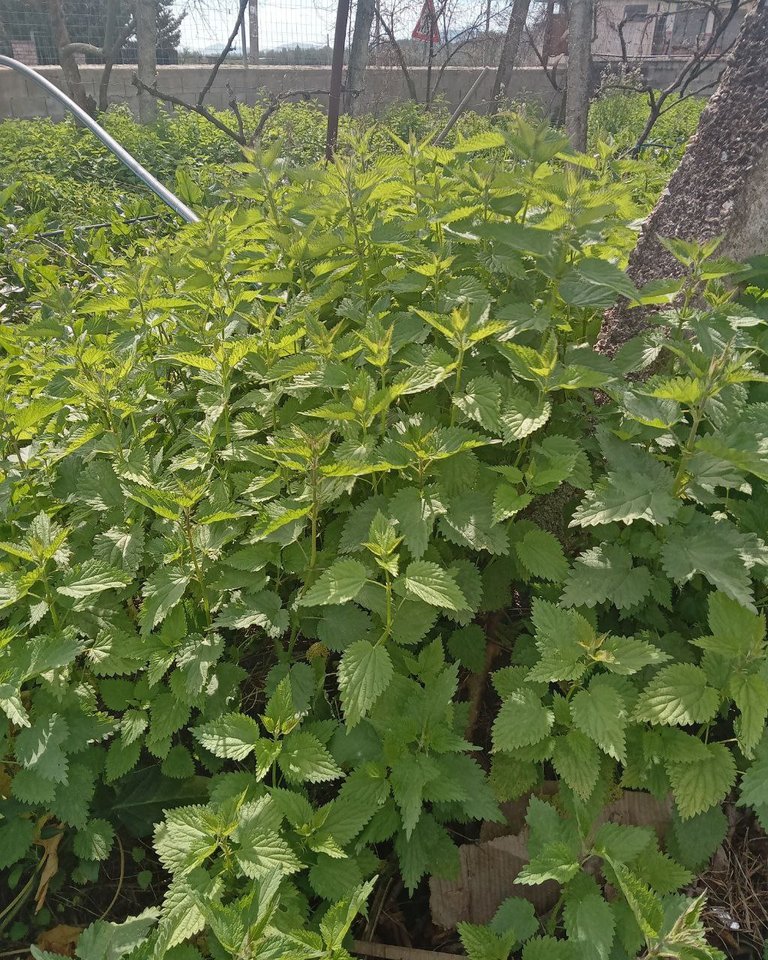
xmin=198 ymin=0 xmax=249 ymax=107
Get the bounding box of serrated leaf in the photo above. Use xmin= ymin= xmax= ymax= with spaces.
xmin=74 ymin=819 xmax=115 ymax=861
xmin=453 ymin=376 xmax=502 ymax=434
xmin=667 ymin=741 xmax=736 ymax=819
xmin=193 ymin=713 xmax=262 ymax=760
xmin=635 ymin=664 xmax=719 ymax=726
xmin=499 ymin=386 xmax=551 ymax=441
xmin=140 ymin=567 xmax=191 ymax=634
xmin=572 ymin=455 xmax=677 ymax=527
xmin=552 ymin=730 xmax=601 ymax=800
xmin=278 ymin=732 xmax=343 ymax=784
xmin=729 ymin=673 xmax=768 ymax=758
xmin=515 ymin=526 xmax=568 ymax=582
xmin=571 ymin=676 xmax=627 ymax=762
xmin=517 ymin=840 xmax=580 ymax=884
xmin=0 ymin=816 xmax=35 ymax=869
xmin=401 ymin=560 xmax=467 ymax=610
xmin=299 ymin=558 xmax=368 ymax=606
xmin=660 ymin=512 xmax=756 ymax=609
xmin=57 ymin=561 xmax=132 ymax=598
xmin=561 ymin=543 xmax=652 ymax=609
xmin=15 ymin=713 xmax=69 ymax=782
xmin=154 ymin=805 xmax=220 ymax=876
xmin=739 ymin=734 xmax=768 ymax=810
xmin=667 ymin=806 xmax=728 ymax=871
xmin=492 ymin=690 xmax=554 ymax=752
xmin=564 ymin=892 xmax=615 ymax=960
xmin=338 ymin=640 xmax=393 ymax=727
xmin=388 ymin=487 xmax=443 ymax=559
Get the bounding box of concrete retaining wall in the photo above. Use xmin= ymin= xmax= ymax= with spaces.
xmin=0 ymin=59 xmax=723 ymax=122
xmin=0 ymin=64 xmax=556 ymax=121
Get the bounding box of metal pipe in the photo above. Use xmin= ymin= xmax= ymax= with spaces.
xmin=0 ymin=55 xmax=200 ymax=224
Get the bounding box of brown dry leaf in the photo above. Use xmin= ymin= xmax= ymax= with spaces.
xmin=36 ymin=925 xmax=83 ymax=958
xmin=0 ymin=763 xmax=12 ymax=798
xmin=34 ymin=831 xmax=63 ymax=913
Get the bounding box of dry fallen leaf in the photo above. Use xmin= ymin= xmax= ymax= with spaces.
xmin=36 ymin=924 xmax=83 ymax=958
xmin=34 ymin=830 xmax=63 ymax=914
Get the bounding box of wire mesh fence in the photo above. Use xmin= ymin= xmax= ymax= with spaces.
xmin=0 ymin=0 xmax=526 ymax=69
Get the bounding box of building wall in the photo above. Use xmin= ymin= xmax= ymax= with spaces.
xmin=0 ymin=60 xmax=724 ymax=123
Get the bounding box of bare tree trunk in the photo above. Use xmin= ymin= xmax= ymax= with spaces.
xmin=565 ymin=0 xmax=592 ymax=150
xmin=135 ymin=0 xmax=158 ymax=122
xmin=491 ymin=0 xmax=532 ymax=112
xmin=598 ymin=0 xmax=768 ymax=356
xmin=47 ymin=0 xmax=94 ymax=114
xmin=345 ymin=0 xmax=375 ymax=114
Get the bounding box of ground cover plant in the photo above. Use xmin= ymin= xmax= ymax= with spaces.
xmin=1 ymin=111 xmax=768 ymax=959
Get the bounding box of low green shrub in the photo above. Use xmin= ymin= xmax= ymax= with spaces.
xmin=1 ymin=113 xmax=765 ymax=960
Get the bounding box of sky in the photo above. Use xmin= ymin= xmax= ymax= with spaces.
xmin=173 ymin=0 xmax=339 ymax=52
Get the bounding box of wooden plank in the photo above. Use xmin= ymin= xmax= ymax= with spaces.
xmin=353 ymin=941 xmax=464 ymax=960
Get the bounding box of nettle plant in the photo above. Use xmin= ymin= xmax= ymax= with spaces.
xmin=1 ymin=122 xmax=767 ymax=959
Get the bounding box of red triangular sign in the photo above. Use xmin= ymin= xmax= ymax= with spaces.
xmin=412 ymin=0 xmax=440 ymax=43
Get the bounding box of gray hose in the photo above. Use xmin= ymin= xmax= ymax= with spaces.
xmin=0 ymin=55 xmax=200 ymax=224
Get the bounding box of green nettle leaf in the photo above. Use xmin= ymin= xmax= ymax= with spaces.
xmin=499 ymin=386 xmax=552 ymax=441
xmin=193 ymin=713 xmax=262 ymax=760
xmin=458 ymin=923 xmax=515 ymax=960
xmin=15 ymin=713 xmax=70 ymax=782
xmin=453 ymin=376 xmax=502 ymax=434
xmin=561 ymin=543 xmax=652 ymax=609
xmin=74 ymin=819 xmax=115 ymax=861
xmin=214 ymin=590 xmax=289 ymax=637
xmin=0 ymin=817 xmax=35 ymax=870
xmin=515 ymin=527 xmax=568 ymax=582
xmin=401 ymin=560 xmax=467 ymax=610
xmin=667 ymin=742 xmax=737 ymax=819
xmin=278 ymin=732 xmax=343 ymax=784
xmin=234 ymin=798 xmax=303 ymax=879
xmin=563 ymin=891 xmax=615 ymax=960
xmin=667 ymin=806 xmax=728 ymax=871
xmin=439 ymin=493 xmax=509 ymax=555
xmin=700 ymin=591 xmax=765 ymax=659
xmin=571 ymin=676 xmax=628 ymax=762
xmin=729 ymin=673 xmax=768 ymax=758
xmin=551 ymin=730 xmax=601 ymax=800
xmin=338 ymin=640 xmax=394 ymax=726
xmin=605 ymin=859 xmax=663 ymax=940
xmin=492 ymin=690 xmax=554 ymax=752
xmin=517 ymin=840 xmax=581 ymax=885
xmin=738 ymin=733 xmax=768 ymax=823
xmin=299 ymin=558 xmax=369 ymax=606
xmin=597 ymin=635 xmax=669 ymax=676
xmin=154 ymin=805 xmax=220 ymax=877
xmin=388 ymin=487 xmax=443 ymax=559
xmin=660 ymin=512 xmax=757 ymax=609
xmin=635 ymin=664 xmax=719 ymax=727
xmin=527 ymin=599 xmax=592 ymax=682
xmin=57 ymin=561 xmax=132 ymax=598
xmin=571 ymin=454 xmax=677 ymax=527
xmin=140 ymin=567 xmax=191 ymax=633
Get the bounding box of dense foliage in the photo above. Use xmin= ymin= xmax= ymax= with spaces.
xmin=1 ymin=112 xmax=767 ymax=960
